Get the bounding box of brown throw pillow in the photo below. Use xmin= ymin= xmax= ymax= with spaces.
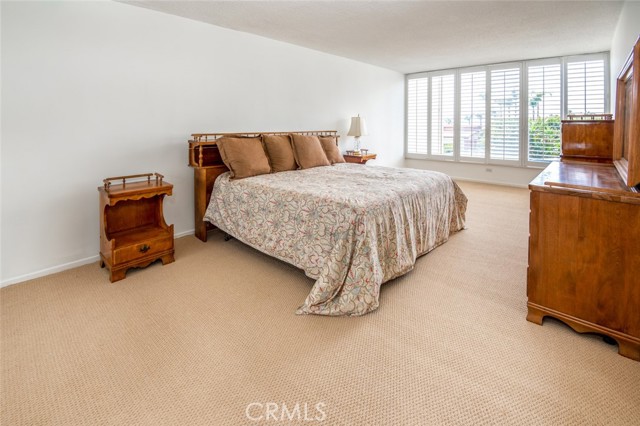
xmin=290 ymin=134 xmax=331 ymax=169
xmin=319 ymin=136 xmax=346 ymax=164
xmin=262 ymin=134 xmax=297 ymax=172
xmin=216 ymin=137 xmax=271 ymax=179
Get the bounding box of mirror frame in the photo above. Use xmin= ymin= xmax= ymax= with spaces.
xmin=613 ymin=36 xmax=640 ymax=188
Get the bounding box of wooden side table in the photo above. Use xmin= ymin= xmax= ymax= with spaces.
xmin=344 ymin=153 xmax=377 ymax=164
xmin=98 ymin=173 xmax=175 ymax=282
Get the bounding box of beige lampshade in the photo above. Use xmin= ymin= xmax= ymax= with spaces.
xmin=347 ymin=115 xmax=368 ymax=137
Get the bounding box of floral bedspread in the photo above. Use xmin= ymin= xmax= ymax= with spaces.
xmin=204 ymin=164 xmax=467 ymax=316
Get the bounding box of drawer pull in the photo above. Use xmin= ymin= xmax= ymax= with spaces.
xmin=139 ymin=244 xmax=151 ymax=253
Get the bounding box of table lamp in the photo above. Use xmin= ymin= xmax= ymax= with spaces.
xmin=347 ymin=114 xmax=368 ymax=154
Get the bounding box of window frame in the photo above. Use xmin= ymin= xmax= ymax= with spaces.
xmin=405 ymin=52 xmax=610 ymax=168
xmin=563 ymin=52 xmax=610 ymax=118
xmin=405 ymin=75 xmax=429 ymax=158
xmin=428 ymin=69 xmax=457 ymax=160
xmin=525 ymin=57 xmax=563 ymax=167
xmin=487 ymin=62 xmax=524 ymax=167
xmin=458 ymin=66 xmax=488 ymax=164
xmin=405 ymin=71 xmax=430 ymax=160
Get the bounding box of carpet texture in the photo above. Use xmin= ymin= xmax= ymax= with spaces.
xmin=2 ymin=182 xmax=639 ymax=425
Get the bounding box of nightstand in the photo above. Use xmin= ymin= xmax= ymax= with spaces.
xmin=98 ymin=173 xmax=175 ymax=282
xmin=343 ymin=153 xmax=377 ymax=164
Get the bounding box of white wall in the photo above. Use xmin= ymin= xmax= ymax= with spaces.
xmin=0 ymin=1 xmax=404 ymax=285
xmin=0 ymin=2 xmax=4 ymax=287
xmin=610 ymin=1 xmax=640 ymax=110
xmin=404 ymin=160 xmax=541 ymax=188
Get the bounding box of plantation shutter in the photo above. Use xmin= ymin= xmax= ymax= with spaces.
xmin=566 ymin=58 xmax=606 ymax=115
xmin=528 ymin=63 xmax=562 ymax=162
xmin=405 ymin=52 xmax=607 ymax=165
xmin=407 ymin=77 xmax=428 ymax=154
xmin=460 ymin=71 xmax=487 ymax=159
xmin=490 ymin=67 xmax=521 ymax=162
xmin=430 ymin=74 xmax=455 ymax=156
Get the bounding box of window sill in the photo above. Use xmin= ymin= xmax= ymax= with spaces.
xmin=404 ymin=155 xmax=549 ymax=170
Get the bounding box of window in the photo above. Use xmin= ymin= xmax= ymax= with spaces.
xmin=406 ymin=52 xmax=609 ymax=166
xmin=407 ymin=77 xmax=428 ymax=155
xmin=490 ymin=67 xmax=521 ymax=162
xmin=528 ymin=62 xmax=562 ymax=162
xmin=460 ymin=71 xmax=486 ymax=159
xmin=430 ymin=74 xmax=455 ymax=156
xmin=566 ymin=57 xmax=606 ymax=115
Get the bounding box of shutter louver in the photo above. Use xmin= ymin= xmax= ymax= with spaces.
xmin=430 ymin=74 xmax=455 ymax=156
xmin=407 ymin=77 xmax=428 ymax=154
xmin=460 ymin=71 xmax=486 ymax=159
xmin=528 ymin=63 xmax=562 ymax=162
xmin=490 ymin=68 xmax=520 ymax=162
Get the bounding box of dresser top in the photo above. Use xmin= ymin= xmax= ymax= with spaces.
xmin=530 ymin=161 xmax=640 ymax=203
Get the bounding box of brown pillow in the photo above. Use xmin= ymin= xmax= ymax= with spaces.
xmin=319 ymin=136 xmax=346 ymax=164
xmin=216 ymin=137 xmax=271 ymax=179
xmin=262 ymin=134 xmax=297 ymax=172
xmin=290 ymin=134 xmax=331 ymax=169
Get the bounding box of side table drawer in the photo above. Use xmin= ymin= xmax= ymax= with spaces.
xmin=113 ymin=236 xmax=173 ymax=264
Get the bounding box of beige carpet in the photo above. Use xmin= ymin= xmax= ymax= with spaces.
xmin=2 ymin=181 xmax=639 ymax=425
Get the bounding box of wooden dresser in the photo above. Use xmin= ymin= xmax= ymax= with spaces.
xmin=527 ymin=161 xmax=640 ymax=360
xmin=527 ymin=38 xmax=640 ymax=361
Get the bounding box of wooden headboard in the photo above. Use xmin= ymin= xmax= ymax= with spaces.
xmin=188 ymin=130 xmax=338 ymax=242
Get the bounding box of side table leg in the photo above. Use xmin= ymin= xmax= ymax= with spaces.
xmin=161 ymin=253 xmax=175 ymax=265
xmin=618 ymin=340 xmax=640 ymax=361
xmin=110 ymin=268 xmax=127 ymax=283
xmin=526 ymin=304 xmax=545 ymax=325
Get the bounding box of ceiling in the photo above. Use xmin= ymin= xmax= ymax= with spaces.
xmin=124 ymin=0 xmax=624 ymax=74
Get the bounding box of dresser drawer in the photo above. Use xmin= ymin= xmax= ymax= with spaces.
xmin=113 ymin=236 xmax=173 ymax=264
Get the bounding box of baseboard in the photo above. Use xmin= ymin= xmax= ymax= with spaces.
xmin=1 ymin=255 xmax=101 ymax=288
xmin=0 ymin=228 xmax=196 ymax=288
xmin=451 ymin=176 xmax=529 ymax=189
xmin=175 ymin=229 xmax=195 ymax=239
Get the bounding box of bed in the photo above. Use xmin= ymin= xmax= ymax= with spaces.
xmin=188 ymin=131 xmax=467 ymax=316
